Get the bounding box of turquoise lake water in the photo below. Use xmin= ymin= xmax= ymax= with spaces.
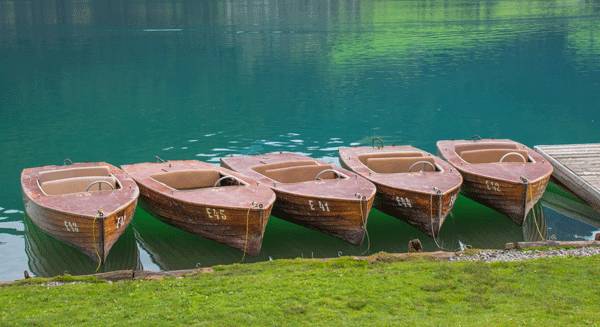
xmin=1 ymin=0 xmax=600 ymax=280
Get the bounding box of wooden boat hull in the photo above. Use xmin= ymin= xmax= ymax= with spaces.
xmin=271 ymin=190 xmax=374 ymax=245
xmin=221 ymin=153 xmax=377 ymax=245
xmin=23 ymin=194 xmax=137 ymax=263
xmin=459 ymin=170 xmax=550 ymax=225
xmin=373 ymin=183 xmax=460 ymax=237
xmin=437 ymin=139 xmax=553 ymax=226
xmin=136 ymin=183 xmax=273 ymax=256
xmin=338 ymin=146 xmax=463 ymax=237
xmin=21 ymin=163 xmax=139 ymax=263
xmin=122 ymin=160 xmax=276 ymax=256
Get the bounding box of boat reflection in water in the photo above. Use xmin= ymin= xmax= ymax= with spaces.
xmin=25 ymin=183 xmax=600 ymax=275
xmin=522 ymin=203 xmax=547 ymax=242
xmin=24 ymin=215 xmax=141 ymax=277
xmin=133 ymin=195 xmax=532 ymax=270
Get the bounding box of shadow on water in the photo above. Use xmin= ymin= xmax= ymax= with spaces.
xmin=23 ymin=215 xmax=141 ymax=277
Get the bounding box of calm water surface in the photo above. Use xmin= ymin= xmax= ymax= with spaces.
xmin=1 ymin=0 xmax=600 ymax=280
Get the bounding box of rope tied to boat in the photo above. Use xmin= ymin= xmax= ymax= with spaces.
xmin=355 ymin=193 xmax=370 ymax=255
xmin=241 ymin=201 xmax=263 ymax=262
xmin=92 ymin=209 xmax=104 ymax=271
xmin=63 ymin=158 xmax=72 ymax=165
xmin=429 ymin=187 xmax=448 ymax=250
xmin=521 ymin=176 xmax=545 ymax=241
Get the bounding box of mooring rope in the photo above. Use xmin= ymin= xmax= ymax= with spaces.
xmin=429 ymin=189 xmax=455 ymax=251
xmin=92 ymin=209 xmax=103 ymax=271
xmin=524 ymin=177 xmax=545 ymax=241
xmin=357 ymin=194 xmax=371 ymax=255
xmin=241 ymin=202 xmax=261 ymax=262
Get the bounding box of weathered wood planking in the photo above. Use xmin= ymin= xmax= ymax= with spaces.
xmin=535 ymin=144 xmax=600 ymax=212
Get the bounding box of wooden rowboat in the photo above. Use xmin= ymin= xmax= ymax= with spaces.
xmin=21 ymin=162 xmax=139 ymax=263
xmin=339 ymin=146 xmax=462 ymax=237
xmin=121 ymin=160 xmax=275 ymax=255
xmin=437 ymin=139 xmax=553 ymax=225
xmin=221 ymin=153 xmax=377 ymax=245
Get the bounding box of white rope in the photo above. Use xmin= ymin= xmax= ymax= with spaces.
xmin=358 ymin=194 xmax=371 ymax=255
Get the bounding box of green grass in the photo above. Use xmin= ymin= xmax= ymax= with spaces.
xmin=1 ymin=255 xmax=600 ymax=326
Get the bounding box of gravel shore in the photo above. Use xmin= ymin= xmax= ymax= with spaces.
xmin=451 ymin=247 xmax=600 ymax=262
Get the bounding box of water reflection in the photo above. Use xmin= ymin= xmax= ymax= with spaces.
xmin=23 ymin=215 xmax=141 ymax=277
xmin=132 ymin=195 xmax=544 ymax=270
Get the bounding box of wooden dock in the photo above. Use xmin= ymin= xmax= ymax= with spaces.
xmin=535 ymin=144 xmax=600 ymax=212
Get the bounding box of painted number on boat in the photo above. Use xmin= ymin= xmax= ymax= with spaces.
xmin=116 ymin=214 xmax=126 ymax=229
xmin=309 ymin=200 xmax=330 ymax=212
xmin=64 ymin=221 xmax=79 ymax=233
xmin=206 ymin=208 xmax=227 ymax=220
xmin=485 ymin=180 xmax=501 ymax=192
xmin=395 ymin=196 xmax=412 ymax=208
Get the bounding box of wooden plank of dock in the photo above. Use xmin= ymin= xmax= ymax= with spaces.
xmin=535 ymin=144 xmax=600 ymax=212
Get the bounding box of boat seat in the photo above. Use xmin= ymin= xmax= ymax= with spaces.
xmin=38 ymin=166 xmax=111 ymax=183
xmin=366 ymin=157 xmax=436 ymax=174
xmin=358 ymin=152 xmax=423 ymax=165
xmin=41 ymin=176 xmax=118 ymax=195
xmin=459 ymin=149 xmax=529 ymax=164
xmin=253 ymin=160 xmax=318 ymax=175
xmin=262 ymin=164 xmax=335 ymax=183
xmin=152 ymin=170 xmax=221 ymax=190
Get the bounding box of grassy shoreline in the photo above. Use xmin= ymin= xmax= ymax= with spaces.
xmin=1 ymin=254 xmax=600 ymax=326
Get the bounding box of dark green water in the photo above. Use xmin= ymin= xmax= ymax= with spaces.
xmin=1 ymin=0 xmax=600 ymax=280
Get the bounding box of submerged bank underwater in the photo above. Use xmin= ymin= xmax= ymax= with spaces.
xmin=1 ymin=251 xmax=599 ymax=325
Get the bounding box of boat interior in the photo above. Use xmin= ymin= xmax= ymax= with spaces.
xmin=38 ymin=166 xmax=120 ymax=196
xmin=358 ymin=152 xmax=439 ymax=174
xmin=253 ymin=160 xmax=344 ymax=183
xmin=455 ymin=143 xmax=531 ymax=164
xmin=151 ymin=169 xmax=247 ymax=191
